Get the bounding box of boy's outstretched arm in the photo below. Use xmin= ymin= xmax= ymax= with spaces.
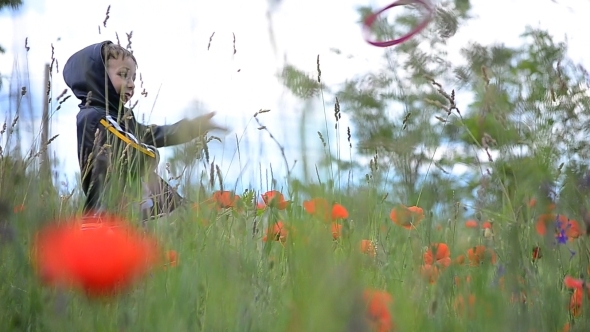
xmin=138 ymin=112 xmax=227 ymax=148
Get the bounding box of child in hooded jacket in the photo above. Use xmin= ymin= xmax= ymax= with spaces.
xmin=63 ymin=41 xmax=226 ymax=221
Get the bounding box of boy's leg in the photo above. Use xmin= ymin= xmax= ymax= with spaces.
xmin=139 ymin=182 xmax=155 ymax=226
xmin=141 ymin=172 xmax=185 ymax=222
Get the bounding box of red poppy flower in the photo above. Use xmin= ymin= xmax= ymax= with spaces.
xmin=570 ymin=288 xmax=583 ymax=316
xmin=390 ymin=205 xmax=424 ymax=230
xmin=210 ymin=191 xmax=240 ymax=210
xmin=423 ymin=243 xmax=451 ymax=269
xmin=532 ymin=246 xmax=542 ymax=261
xmin=363 ymin=289 xmax=394 ymax=332
xmin=331 ymin=203 xmax=349 ymax=220
xmin=166 ymin=250 xmax=178 ymax=268
xmin=454 ymin=294 xmax=476 ymax=316
xmin=261 ymin=191 xmax=289 ymax=210
xmin=360 ymin=240 xmax=377 ymax=257
xmin=420 ymin=264 xmax=439 ymax=284
xmin=465 ymin=220 xmax=478 ymax=228
xmin=466 ymin=245 xmax=496 ymax=266
xmin=564 ymin=276 xmax=585 ymax=290
xmin=262 ymin=221 xmax=288 ymax=243
xmin=331 ymin=222 xmax=342 ymax=240
xmin=32 ymin=214 xmax=160 ymax=297
xmin=563 ymin=219 xmax=581 ymax=239
xmin=302 ymin=198 xmax=349 ymax=222
xmin=536 ymin=214 xmax=580 ymax=241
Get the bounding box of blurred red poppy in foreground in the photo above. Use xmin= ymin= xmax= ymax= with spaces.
xmin=31 ymin=214 xmax=160 ymax=297
xmin=363 ymin=289 xmax=394 ymax=332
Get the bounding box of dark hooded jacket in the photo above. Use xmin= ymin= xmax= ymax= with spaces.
xmin=63 ymin=41 xmax=203 ymax=219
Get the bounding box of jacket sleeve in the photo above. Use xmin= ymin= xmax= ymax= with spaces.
xmin=137 ymin=117 xmax=204 ymax=148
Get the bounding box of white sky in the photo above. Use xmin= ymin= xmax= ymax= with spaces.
xmin=0 ymin=0 xmax=589 ymax=195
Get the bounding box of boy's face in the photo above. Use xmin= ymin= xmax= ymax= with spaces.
xmin=106 ymin=56 xmax=137 ymax=104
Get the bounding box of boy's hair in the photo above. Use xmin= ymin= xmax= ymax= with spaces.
xmin=102 ymin=43 xmax=138 ymax=67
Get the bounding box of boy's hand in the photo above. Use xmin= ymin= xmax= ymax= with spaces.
xmin=192 ymin=112 xmax=228 ymax=136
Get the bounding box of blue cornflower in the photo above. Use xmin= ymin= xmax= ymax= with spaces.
xmin=554 ymin=214 xmax=569 ymax=245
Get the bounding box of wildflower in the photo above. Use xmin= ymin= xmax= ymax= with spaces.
xmin=558 ymin=217 xmax=581 ymax=240
xmin=556 ymin=228 xmax=568 ymax=245
xmin=420 ymin=264 xmax=439 ymax=284
xmin=529 ymin=197 xmax=557 ymax=210
xmin=256 ymin=201 xmax=266 ymax=211
xmin=570 ymin=288 xmax=583 ymax=317
xmin=166 ymin=250 xmax=178 ymax=268
xmin=261 ymin=191 xmax=289 ymax=210
xmin=13 ymin=204 xmax=25 ymax=214
xmin=465 ymin=220 xmax=478 ymax=228
xmin=262 ymin=221 xmax=288 ymax=243
xmin=537 ymin=214 xmax=582 ymax=249
xmin=563 ymin=275 xmax=590 ymax=317
xmin=32 ymin=214 xmax=160 ymax=297
xmin=454 ymin=275 xmax=472 ymax=287
xmin=510 ymin=291 xmax=528 ymax=305
xmin=363 ymin=289 xmax=394 ymax=332
xmin=390 ymin=205 xmax=424 ymax=230
xmin=360 ymin=240 xmax=377 ymax=257
xmin=454 ymin=294 xmax=476 ymax=316
xmin=466 ymin=245 xmax=496 ymax=266
xmin=532 ymin=246 xmax=542 ymax=261
xmin=210 ymin=190 xmax=240 ymax=210
xmin=535 ymin=213 xmax=563 ymax=236
xmin=423 ymin=243 xmax=451 ymax=269
xmin=493 ymin=265 xmax=506 ymax=290
xmin=302 ymin=197 xmax=348 ymax=222
xmin=331 ymin=203 xmax=349 ymax=220
xmin=331 ymin=222 xmax=343 ymax=240
xmin=564 ymin=276 xmax=584 ymax=289
xmin=454 ymin=255 xmax=465 ymax=265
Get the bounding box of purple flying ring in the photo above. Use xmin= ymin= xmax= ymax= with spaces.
xmin=363 ymin=0 xmax=434 ymax=47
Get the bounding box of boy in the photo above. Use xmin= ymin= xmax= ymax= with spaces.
xmin=63 ymin=40 xmax=226 ymax=221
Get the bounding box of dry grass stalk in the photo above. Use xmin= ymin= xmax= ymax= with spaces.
xmin=254 ymin=111 xmax=291 ymax=178
xmin=103 ymin=5 xmax=111 ymax=28
xmin=334 ymin=98 xmax=341 ymax=129
xmin=316 ymin=54 xmax=321 ymax=83
xmin=85 ymin=91 xmax=93 ymax=107
xmin=207 ymin=32 xmax=215 ymax=51
xmin=347 ymin=127 xmax=351 ymax=148
xmin=126 ymin=31 xmax=133 ymax=52
xmin=317 ymin=132 xmax=326 ymax=148
xmin=209 ymin=161 xmax=215 ymax=188
xmin=215 ymin=164 xmax=224 ymax=192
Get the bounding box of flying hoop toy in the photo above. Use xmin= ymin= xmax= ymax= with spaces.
xmin=363 ymin=0 xmax=434 ymax=47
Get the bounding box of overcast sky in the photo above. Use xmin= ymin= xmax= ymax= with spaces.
xmin=0 ymin=0 xmax=589 ymax=195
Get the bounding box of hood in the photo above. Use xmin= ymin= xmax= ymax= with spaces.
xmin=63 ymin=41 xmax=124 ymax=118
